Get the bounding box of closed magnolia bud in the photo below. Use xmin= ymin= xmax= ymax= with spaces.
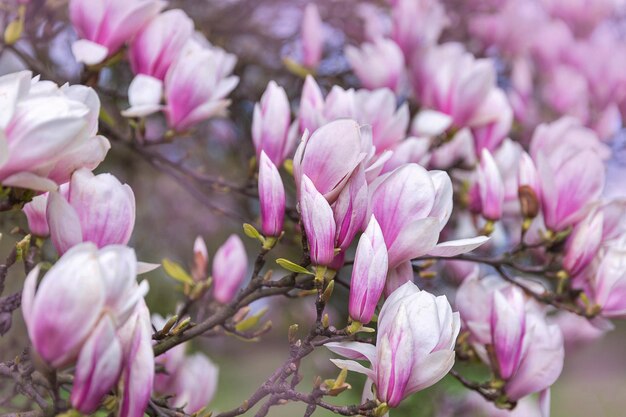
xmin=71 ymin=316 xmax=123 ymax=413
xmin=477 ymin=149 xmax=504 ymax=221
xmin=345 ymin=38 xmax=405 ymax=91
xmin=589 ymin=236 xmax=626 ymax=318
xmin=258 ymin=151 xmax=285 ymax=237
xmin=301 ymin=3 xmax=323 ymax=68
xmin=46 ymin=168 xmax=135 ymax=255
xmin=252 ymin=82 xmax=292 ymax=166
xmin=192 ymin=236 xmax=209 ymax=282
xmin=299 ymin=175 xmax=337 ymax=267
xmin=69 ymin=0 xmax=165 ymax=65
xmin=349 ymin=216 xmax=388 ymax=324
xmin=164 ymin=40 xmax=239 ymax=132
xmin=212 ymin=235 xmax=247 ymax=303
xmin=172 ymin=353 xmax=219 ymax=413
xmin=129 ymin=9 xmax=194 ymax=80
xmin=490 ymin=287 xmax=526 ymax=380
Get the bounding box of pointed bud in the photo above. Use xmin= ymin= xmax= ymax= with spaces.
xmin=517 ymin=152 xmax=541 ymax=218
xmin=212 ymin=235 xmax=247 ymax=303
xmin=477 ymin=149 xmax=504 ymax=221
xmin=349 ymin=216 xmax=388 ymax=324
xmin=301 ymin=4 xmax=323 ymax=69
xmin=258 ymin=151 xmax=286 ymax=237
xmin=192 ymin=236 xmax=209 ymax=282
xmin=299 ymin=175 xmax=336 ymax=266
xmin=252 ymin=82 xmax=292 ymax=166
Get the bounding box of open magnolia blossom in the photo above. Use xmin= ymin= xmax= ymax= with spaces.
xmin=328 ymin=282 xmax=460 ymax=408
xmin=2 ymin=0 xmax=626 ymax=416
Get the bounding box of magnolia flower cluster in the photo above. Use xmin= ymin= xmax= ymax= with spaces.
xmin=22 ymin=244 xmax=154 ymax=417
xmin=0 ymin=71 xmax=109 ymax=191
xmin=69 ymin=0 xmax=239 ymax=132
xmin=457 ymin=275 xmax=564 ymax=402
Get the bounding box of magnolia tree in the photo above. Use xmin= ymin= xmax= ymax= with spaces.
xmin=1 ymin=0 xmax=626 ymax=416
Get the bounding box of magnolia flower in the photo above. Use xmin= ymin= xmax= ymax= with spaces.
xmin=21 ymin=243 xmax=146 ymax=368
xmin=252 ymin=81 xmax=293 ymax=166
xmin=164 ymin=40 xmax=239 ymax=131
xmin=470 ymin=89 xmax=513 ymax=155
xmin=212 ymin=235 xmax=247 ymax=303
xmin=476 ymin=149 xmax=505 ymax=221
xmin=456 ymin=275 xmax=564 ymax=401
xmin=172 ymin=353 xmax=219 ymax=413
xmin=345 ymin=38 xmax=405 ymax=91
xmin=23 ymin=194 xmax=49 ymax=236
xmin=588 ymin=236 xmax=626 ymax=318
xmin=368 ymin=163 xmax=488 ymax=268
xmin=349 ymin=216 xmax=388 ymax=324
xmin=258 ymin=151 xmax=285 ymax=237
xmin=293 ymin=119 xmax=367 ymax=203
xmin=391 ymin=0 xmax=447 ymax=57
xmin=411 ymin=43 xmax=497 ymax=128
xmin=301 ymin=4 xmax=323 ymax=68
xmin=299 ymin=175 xmax=336 ymax=267
xmin=69 ymin=0 xmax=165 ymax=65
xmin=128 ymin=9 xmax=194 ymax=80
xmin=46 ymin=168 xmax=136 ymax=255
xmin=22 ymin=244 xmax=151 ymax=415
xmin=328 ymin=282 xmax=460 ymax=407
xmin=0 ymin=71 xmax=110 ymax=191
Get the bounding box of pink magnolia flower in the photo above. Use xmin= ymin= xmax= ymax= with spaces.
xmin=381 ymin=137 xmax=431 ymax=174
xmin=563 ymin=210 xmax=603 ymax=277
xmin=541 ymin=65 xmax=590 ymax=124
xmin=69 ymin=0 xmax=166 ymax=65
xmin=299 ymin=175 xmax=337 ymax=267
xmin=46 ymin=168 xmax=136 ymax=255
xmin=542 ymin=0 xmax=615 ymax=36
xmin=128 ymin=9 xmax=194 ymax=80
xmin=212 ymin=235 xmax=247 ymax=303
xmin=301 ymin=4 xmax=323 ymax=69
xmin=368 ymin=163 xmax=488 ymax=268
xmin=411 ymin=43 xmax=497 ymax=128
xmin=345 ymin=38 xmax=405 ymax=91
xmin=0 ymin=71 xmax=110 ymax=191
xmin=349 ymin=216 xmax=388 ymax=324
xmin=328 ymin=282 xmax=460 ymax=407
xmin=21 ymin=243 xmax=147 ymax=368
xmin=172 ymin=353 xmax=219 ymax=413
xmin=588 ymin=237 xmax=626 ymax=318
xmin=504 ymin=313 xmax=564 ymax=401
xmin=258 ymin=151 xmax=285 ymax=237
xmin=164 ymin=40 xmax=239 ymax=131
xmin=391 ymin=0 xmax=447 ymax=58
xmin=476 ymin=149 xmax=505 ymax=221
xmin=293 ymin=119 xmax=367 ymax=203
xmin=491 ymin=287 xmax=526 ymax=379
xmin=252 ymin=81 xmax=293 ymax=166
xmin=297 ymin=78 xmax=409 ymax=154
